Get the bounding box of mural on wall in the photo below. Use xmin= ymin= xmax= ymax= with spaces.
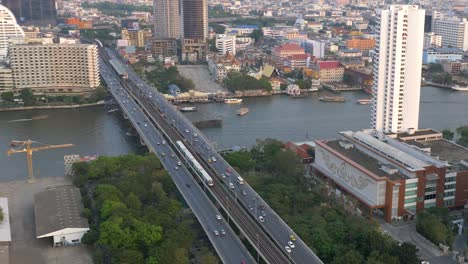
xmin=319 ymin=149 xmax=371 ymax=190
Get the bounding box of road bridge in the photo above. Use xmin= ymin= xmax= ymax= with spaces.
xmin=99 ymin=44 xmax=323 ymax=264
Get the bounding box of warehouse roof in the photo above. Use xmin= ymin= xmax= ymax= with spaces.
xmin=34 ymin=185 xmax=89 ymax=238
xmin=0 ymin=198 xmax=11 ymax=242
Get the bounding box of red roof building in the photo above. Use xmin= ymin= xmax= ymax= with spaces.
xmin=272 ymin=43 xmax=305 ymax=70
xmin=284 ymin=142 xmax=314 ymax=164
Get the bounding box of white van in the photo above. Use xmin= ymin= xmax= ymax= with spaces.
xmin=237 ymin=176 xmax=245 ymax=185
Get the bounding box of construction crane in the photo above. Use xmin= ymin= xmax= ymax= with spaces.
xmin=7 ymin=140 xmax=74 ymax=183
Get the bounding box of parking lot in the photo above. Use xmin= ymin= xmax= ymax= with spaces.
xmin=0 ymin=176 xmax=92 ymax=264
xmin=178 ymin=65 xmax=227 ymax=93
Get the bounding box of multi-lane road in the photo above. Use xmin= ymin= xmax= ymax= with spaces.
xmin=100 ymin=45 xmax=323 ymax=264
xmin=100 ymin=55 xmax=255 ymax=264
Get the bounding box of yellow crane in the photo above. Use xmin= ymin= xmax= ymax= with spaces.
xmin=7 ymin=139 xmax=74 ymax=183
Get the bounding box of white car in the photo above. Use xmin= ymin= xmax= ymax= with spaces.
xmin=288 ymin=241 xmax=295 ymax=248
xmin=285 ymin=246 xmax=291 ymax=253
xmin=258 ymin=216 xmax=265 ymax=223
xmin=177 ymin=161 xmax=182 ymax=166
xmin=213 ymin=230 xmax=219 ymax=236
xmin=216 ymin=215 xmax=221 ymax=220
xmin=174 ymin=166 xmax=178 ymax=170
xmin=212 ymin=157 xmax=217 ymax=162
xmin=221 ymin=173 xmax=226 ymax=179
xmin=229 ymin=182 xmax=235 ymax=189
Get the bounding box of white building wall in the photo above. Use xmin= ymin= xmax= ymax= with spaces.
xmin=215 ymin=34 xmax=236 ymax=55
xmin=314 ymin=144 xmax=387 ymax=206
xmin=53 ymin=230 xmax=88 ymax=246
xmin=0 ymin=4 xmax=25 ymax=61
xmin=371 ymin=5 xmax=425 ymax=133
xmin=433 ymin=18 xmax=468 ymax=51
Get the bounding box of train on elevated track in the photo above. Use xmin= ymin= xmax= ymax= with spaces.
xmin=176 ymin=140 xmax=214 ymax=186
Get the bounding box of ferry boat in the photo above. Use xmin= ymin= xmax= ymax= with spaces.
xmin=224 ymin=98 xmax=243 ymax=104
xmin=178 ymin=106 xmax=197 ymax=112
xmin=451 ymin=85 xmax=468 ymax=91
xmin=237 ymin=107 xmax=249 ymax=116
xmin=319 ymin=96 xmax=346 ymax=102
xmin=107 ymin=109 xmax=118 ymax=113
xmin=357 ymin=99 xmax=372 ymax=105
xmin=31 ymin=115 xmax=48 ymax=120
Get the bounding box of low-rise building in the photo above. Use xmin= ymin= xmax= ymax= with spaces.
xmin=422 ymin=48 xmax=464 ymax=64
xmin=272 ymin=43 xmax=305 ymax=70
xmin=0 ymin=197 xmax=11 ymax=264
xmin=311 ymin=61 xmax=344 ymax=83
xmin=313 ymin=129 xmax=468 ymax=223
xmin=338 ymin=49 xmax=362 ymax=58
xmin=216 ymin=34 xmax=236 ymax=56
xmin=34 ymin=186 xmax=89 ymax=246
xmin=9 ymin=43 xmax=100 ymax=94
xmin=423 ymin=32 xmax=442 ymax=49
xmin=346 ymin=38 xmax=375 ymax=50
xmin=441 ymin=60 xmax=462 ymax=74
xmin=284 ymin=54 xmax=312 ymax=70
xmin=207 ymin=52 xmax=241 ymax=81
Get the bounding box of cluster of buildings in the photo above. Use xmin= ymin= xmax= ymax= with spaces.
xmin=309 ymin=5 xmax=468 ymax=224
xmin=0 ymin=4 xmax=100 ymax=95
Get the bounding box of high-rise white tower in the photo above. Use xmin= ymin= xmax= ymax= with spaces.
xmin=371 ymin=5 xmax=425 ymax=133
xmin=153 ymin=0 xmax=181 ymax=39
xmin=0 ymin=4 xmax=25 ymax=61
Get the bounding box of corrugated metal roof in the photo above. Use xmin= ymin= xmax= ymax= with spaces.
xmin=34 ymin=186 xmax=89 ymax=238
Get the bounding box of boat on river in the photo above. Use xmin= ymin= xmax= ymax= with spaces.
xmin=357 ymin=99 xmax=372 ymax=105
xmin=237 ymin=108 xmax=249 ymax=116
xmin=319 ymin=96 xmax=346 ymax=102
xmin=224 ymin=98 xmax=243 ymax=104
xmin=178 ymin=106 xmax=197 ymax=112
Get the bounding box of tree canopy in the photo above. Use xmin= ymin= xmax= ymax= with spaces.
xmin=73 ymin=154 xmax=217 ymax=264
xmin=223 ymin=72 xmax=271 ymax=92
xmin=223 ymin=139 xmax=419 ymax=263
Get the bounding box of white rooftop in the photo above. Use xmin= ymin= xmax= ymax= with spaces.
xmin=343 ymin=130 xmax=429 ymax=171
xmin=0 ymin=197 xmax=12 ymax=242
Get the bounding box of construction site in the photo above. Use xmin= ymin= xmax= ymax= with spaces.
xmin=1 ymin=140 xmax=92 ymax=264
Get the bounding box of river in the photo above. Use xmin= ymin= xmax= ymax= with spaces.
xmin=0 ymin=86 xmax=467 ymax=181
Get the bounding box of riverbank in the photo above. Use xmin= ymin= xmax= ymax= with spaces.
xmin=0 ymin=101 xmax=105 ymax=112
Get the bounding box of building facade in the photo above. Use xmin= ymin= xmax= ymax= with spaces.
xmin=180 ymin=0 xmax=207 ymax=62
xmin=9 ymin=44 xmax=100 ymax=93
xmin=433 ymin=18 xmax=468 ymax=51
xmin=422 ymin=48 xmax=464 ymax=64
xmin=215 ymin=34 xmax=236 ymax=56
xmin=121 ymin=29 xmax=145 ymax=48
xmin=346 ymin=38 xmax=375 ymax=50
xmin=153 ymin=0 xmax=180 ymax=39
xmin=272 ymin=43 xmax=305 ymax=70
xmin=313 ymin=129 xmax=468 ymax=223
xmin=1 ymin=0 xmax=56 ymax=26
xmin=371 ymin=5 xmax=425 ymax=133
xmin=0 ymin=4 xmax=25 ymax=62
xmin=312 ymin=61 xmax=344 ymax=83
xmin=423 ymin=32 xmax=442 ymax=49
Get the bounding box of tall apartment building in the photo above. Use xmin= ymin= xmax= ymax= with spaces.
xmin=215 ymin=34 xmax=236 ymax=56
xmin=433 ymin=18 xmax=468 ymax=51
xmin=1 ymin=0 xmax=57 ymax=26
xmin=371 ymin=5 xmax=425 ymax=133
xmin=182 ymin=0 xmax=207 ymax=40
xmin=9 ymin=44 xmax=100 ymax=93
xmin=0 ymin=4 xmax=25 ymax=61
xmin=121 ymin=28 xmax=145 ymax=48
xmin=153 ymin=0 xmax=180 ymax=39
xmin=180 ymin=0 xmax=208 ymax=62
xmin=153 ymin=0 xmax=180 ymax=57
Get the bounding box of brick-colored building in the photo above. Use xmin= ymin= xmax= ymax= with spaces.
xmin=346 ymin=38 xmax=375 ymax=50
xmin=313 ymin=129 xmax=468 ymax=223
xmin=311 ymin=61 xmax=344 ymax=83
xmin=272 ymin=43 xmax=305 ymax=70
